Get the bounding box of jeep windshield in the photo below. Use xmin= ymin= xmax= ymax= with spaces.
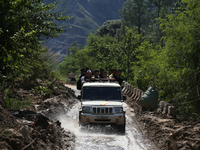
xmin=82 ymin=87 xmax=121 ymax=100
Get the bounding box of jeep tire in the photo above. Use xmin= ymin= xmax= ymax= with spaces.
xmin=79 ymin=111 xmax=82 ymax=126
xmin=118 ymin=116 xmax=126 ymax=133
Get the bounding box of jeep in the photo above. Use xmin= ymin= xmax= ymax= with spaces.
xmin=78 ymin=82 xmax=126 ymax=133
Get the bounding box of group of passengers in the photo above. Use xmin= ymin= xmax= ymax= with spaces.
xmin=78 ymin=67 xmax=124 ymax=86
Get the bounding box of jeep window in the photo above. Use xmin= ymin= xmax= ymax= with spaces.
xmin=82 ymin=87 xmax=121 ymax=100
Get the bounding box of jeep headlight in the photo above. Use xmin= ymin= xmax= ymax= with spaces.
xmin=82 ymin=106 xmax=92 ymax=113
xmin=113 ymin=107 xmax=123 ymax=113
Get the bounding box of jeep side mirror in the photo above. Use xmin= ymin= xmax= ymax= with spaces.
xmin=77 ymin=95 xmax=81 ymax=101
xmin=123 ymin=95 xmax=126 ymax=101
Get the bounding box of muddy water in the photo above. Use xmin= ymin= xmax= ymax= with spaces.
xmin=62 ymin=84 xmax=156 ymax=150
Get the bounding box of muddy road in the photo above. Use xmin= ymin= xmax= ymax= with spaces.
xmin=1 ymin=81 xmax=199 ymax=150
xmin=61 ymin=84 xmax=157 ymax=150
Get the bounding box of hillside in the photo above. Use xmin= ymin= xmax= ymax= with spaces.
xmin=45 ymin=0 xmax=126 ymax=56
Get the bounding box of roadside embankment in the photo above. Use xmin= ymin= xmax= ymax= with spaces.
xmin=123 ymin=82 xmax=200 ymax=150
xmin=0 ymin=81 xmax=76 ymax=150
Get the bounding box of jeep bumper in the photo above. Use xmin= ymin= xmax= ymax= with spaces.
xmin=79 ymin=112 xmax=125 ymax=125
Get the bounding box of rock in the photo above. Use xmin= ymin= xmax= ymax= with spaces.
xmin=162 ymin=103 xmax=170 ymax=115
xmin=1 ymin=128 xmax=25 ymax=149
xmin=156 ymin=118 xmax=173 ymax=123
xmin=0 ymin=141 xmax=12 ymax=150
xmin=194 ymin=126 xmax=200 ymax=132
xmin=33 ymin=113 xmax=49 ymax=128
xmin=44 ymin=97 xmax=57 ymax=106
xmin=159 ymin=101 xmax=166 ymax=111
xmin=168 ymin=106 xmax=176 ymax=116
xmin=44 ymin=96 xmax=63 ymax=106
xmin=18 ymin=126 xmax=30 ymax=141
xmin=55 ymin=120 xmax=61 ymax=127
xmin=3 ymin=129 xmax=23 ymax=141
xmin=157 ymin=108 xmax=162 ymax=113
xmin=3 ymin=128 xmax=16 ymax=135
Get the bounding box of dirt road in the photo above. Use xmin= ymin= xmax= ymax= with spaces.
xmin=62 ymin=84 xmax=157 ymax=150
xmin=1 ymin=81 xmax=199 ymax=150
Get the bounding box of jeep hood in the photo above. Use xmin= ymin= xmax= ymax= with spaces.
xmin=82 ymin=100 xmax=123 ymax=107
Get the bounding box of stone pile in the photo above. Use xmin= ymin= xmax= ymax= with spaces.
xmin=157 ymin=101 xmax=176 ymax=118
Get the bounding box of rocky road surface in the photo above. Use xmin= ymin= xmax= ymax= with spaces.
xmin=63 ymin=84 xmax=157 ymax=150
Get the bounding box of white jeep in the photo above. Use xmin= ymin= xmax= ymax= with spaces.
xmin=78 ymin=82 xmax=126 ymax=133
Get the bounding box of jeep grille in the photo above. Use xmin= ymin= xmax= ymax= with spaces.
xmin=93 ymin=107 xmax=113 ymax=114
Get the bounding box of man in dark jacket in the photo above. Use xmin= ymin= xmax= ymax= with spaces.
xmin=79 ymin=68 xmax=85 ymax=79
xmin=77 ymin=68 xmax=85 ymax=90
xmin=115 ymin=69 xmax=123 ymax=85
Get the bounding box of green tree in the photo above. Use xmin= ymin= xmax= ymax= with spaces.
xmin=92 ymin=34 xmax=117 ymax=70
xmin=0 ymin=0 xmax=71 ymax=83
xmin=59 ymin=56 xmax=79 ymax=76
xmin=119 ymin=0 xmax=150 ymax=35
xmin=95 ymin=20 xmax=122 ymax=37
xmin=92 ymin=27 xmax=141 ymax=80
xmin=132 ymin=40 xmax=161 ymax=90
xmin=146 ymin=0 xmax=174 ymax=45
xmin=0 ymin=0 xmax=71 ymax=104
xmin=74 ymin=48 xmax=97 ymax=70
xmin=158 ymin=0 xmax=200 ymax=118
xmin=59 ymin=41 xmax=99 ymax=76
xmin=117 ymin=27 xmax=141 ymax=81
xmin=134 ymin=0 xmax=200 ymax=119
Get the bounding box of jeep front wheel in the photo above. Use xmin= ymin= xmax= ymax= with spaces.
xmin=79 ymin=111 xmax=82 ymax=126
xmin=118 ymin=124 xmax=125 ymax=133
xmin=118 ymin=117 xmax=126 ymax=133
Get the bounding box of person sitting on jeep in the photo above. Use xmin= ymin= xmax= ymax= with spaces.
xmin=101 ymin=71 xmax=109 ymax=82
xmin=77 ymin=68 xmax=85 ymax=90
xmin=108 ymin=69 xmax=112 ymax=76
xmin=99 ymin=68 xmax=104 ymax=78
xmin=91 ymin=70 xmax=100 ymax=82
xmin=109 ymin=69 xmax=116 ymax=82
xmin=81 ymin=70 xmax=92 ymax=84
xmin=79 ymin=68 xmax=85 ymax=79
xmin=115 ymin=69 xmax=124 ymax=85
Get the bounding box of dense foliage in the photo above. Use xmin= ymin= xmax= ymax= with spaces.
xmin=59 ymin=0 xmax=200 ymax=119
xmin=0 ymin=0 xmax=71 ymax=107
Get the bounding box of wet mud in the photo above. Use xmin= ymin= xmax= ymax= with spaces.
xmin=126 ymin=96 xmax=200 ymax=150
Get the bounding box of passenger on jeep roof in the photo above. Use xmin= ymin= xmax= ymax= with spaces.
xmin=115 ymin=69 xmax=124 ymax=85
xmin=101 ymin=71 xmax=109 ymax=82
xmin=91 ymin=70 xmax=100 ymax=82
xmin=108 ymin=69 xmax=113 ymax=76
xmin=79 ymin=68 xmax=85 ymax=79
xmin=109 ymin=69 xmax=116 ymax=82
xmin=113 ymin=68 xmax=117 ymax=76
xmin=99 ymin=68 xmax=104 ymax=78
xmin=78 ymin=68 xmax=124 ymax=86
xmin=81 ymin=70 xmax=92 ymax=84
